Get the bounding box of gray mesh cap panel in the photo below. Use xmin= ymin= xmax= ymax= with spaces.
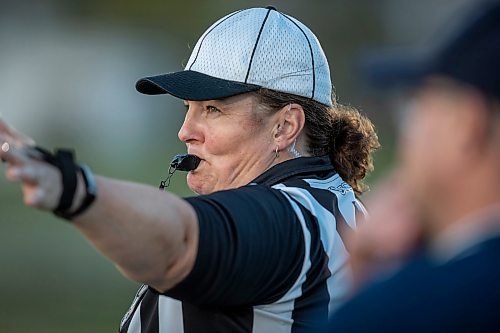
xmin=284 ymin=15 xmax=333 ymax=107
xmin=248 ymin=11 xmax=313 ymax=100
xmin=247 ymin=11 xmax=333 ymax=106
xmin=186 ymin=9 xmax=266 ymax=83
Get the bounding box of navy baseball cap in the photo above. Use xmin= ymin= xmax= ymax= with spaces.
xmin=362 ymin=1 xmax=500 ymax=98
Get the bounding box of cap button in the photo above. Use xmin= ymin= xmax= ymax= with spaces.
xmin=265 ymin=6 xmax=277 ymax=10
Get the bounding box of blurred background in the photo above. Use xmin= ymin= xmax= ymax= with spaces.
xmin=0 ymin=0 xmax=478 ymax=331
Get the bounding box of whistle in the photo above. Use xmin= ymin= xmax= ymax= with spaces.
xmin=159 ymin=154 xmax=201 ymax=190
xmin=170 ymin=154 xmax=201 ymax=172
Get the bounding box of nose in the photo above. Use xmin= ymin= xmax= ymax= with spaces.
xmin=178 ymin=105 xmax=203 ymax=144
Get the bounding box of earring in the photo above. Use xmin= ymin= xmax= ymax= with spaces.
xmin=275 ymin=146 xmax=280 ymax=158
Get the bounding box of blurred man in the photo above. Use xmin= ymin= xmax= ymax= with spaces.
xmin=326 ymin=2 xmax=500 ymax=332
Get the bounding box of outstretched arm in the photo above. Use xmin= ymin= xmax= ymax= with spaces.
xmin=0 ymin=119 xmax=199 ymax=292
xmin=73 ymin=176 xmax=199 ymax=292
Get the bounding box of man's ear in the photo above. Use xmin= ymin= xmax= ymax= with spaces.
xmin=272 ymin=103 xmax=305 ymax=150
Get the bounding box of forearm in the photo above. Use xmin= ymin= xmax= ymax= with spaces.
xmin=72 ymin=176 xmax=199 ymax=292
xmin=0 ymin=127 xmax=198 ymax=291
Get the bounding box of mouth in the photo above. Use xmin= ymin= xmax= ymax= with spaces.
xmin=169 ymin=153 xmax=202 ymax=172
xmin=187 ymin=151 xmax=204 ymax=161
xmin=185 ymin=149 xmax=205 ymax=172
xmin=190 ymin=157 xmax=205 ymax=172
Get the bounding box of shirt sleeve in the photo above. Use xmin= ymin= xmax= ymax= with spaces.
xmin=164 ymin=185 xmax=305 ymax=306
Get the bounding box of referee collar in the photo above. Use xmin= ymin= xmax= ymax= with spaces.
xmin=250 ymin=155 xmax=334 ymax=186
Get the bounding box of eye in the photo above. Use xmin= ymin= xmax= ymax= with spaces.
xmin=206 ymin=105 xmax=221 ymax=113
xmin=183 ymin=103 xmax=189 ymax=111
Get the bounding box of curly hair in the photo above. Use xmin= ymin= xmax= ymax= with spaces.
xmin=255 ymin=88 xmax=380 ymax=195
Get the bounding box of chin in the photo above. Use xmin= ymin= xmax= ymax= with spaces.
xmin=186 ymin=172 xmax=212 ymax=195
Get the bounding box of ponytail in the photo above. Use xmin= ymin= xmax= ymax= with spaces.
xmin=328 ymin=103 xmax=380 ymax=194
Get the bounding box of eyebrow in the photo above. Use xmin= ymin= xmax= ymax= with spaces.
xmin=183 ymin=98 xmax=243 ymax=110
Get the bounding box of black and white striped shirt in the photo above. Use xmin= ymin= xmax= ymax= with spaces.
xmin=119 ymin=156 xmax=366 ymax=333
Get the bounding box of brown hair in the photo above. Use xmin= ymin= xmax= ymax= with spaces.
xmin=255 ymin=88 xmax=380 ymax=195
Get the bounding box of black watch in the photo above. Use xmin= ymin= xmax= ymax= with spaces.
xmin=55 ymin=164 xmax=97 ymax=220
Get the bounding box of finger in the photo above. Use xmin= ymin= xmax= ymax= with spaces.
xmin=6 ymin=165 xmax=40 ymax=184
xmin=0 ymin=138 xmax=32 ymax=166
xmin=1 ymin=142 xmax=9 ymax=162
xmin=5 ymin=166 xmax=20 ymax=181
xmin=0 ymin=116 xmax=35 ymax=146
xmin=24 ymin=188 xmax=45 ymax=208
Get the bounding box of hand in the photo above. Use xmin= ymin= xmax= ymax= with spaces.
xmin=348 ymin=172 xmax=423 ymax=289
xmin=0 ymin=117 xmax=62 ymax=210
xmin=0 ymin=115 xmax=36 ymax=147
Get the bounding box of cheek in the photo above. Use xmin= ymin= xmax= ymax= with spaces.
xmin=399 ymin=111 xmax=441 ymax=189
xmin=188 ymin=121 xmax=265 ymax=193
xmin=399 ymin=107 xmax=459 ymax=203
xmin=204 ymin=117 xmax=267 ymax=159
xmin=400 ymin=114 xmax=429 ymax=165
xmin=205 ymin=122 xmax=248 ymax=154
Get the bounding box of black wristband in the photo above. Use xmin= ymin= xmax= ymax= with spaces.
xmin=32 ymin=146 xmax=57 ymax=164
xmin=64 ymin=164 xmax=97 ymax=220
xmin=53 ymin=150 xmax=78 ymax=213
xmin=30 ymin=146 xmax=97 ymax=221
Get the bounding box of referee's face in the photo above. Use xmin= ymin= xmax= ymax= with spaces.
xmin=178 ymin=93 xmax=277 ymax=195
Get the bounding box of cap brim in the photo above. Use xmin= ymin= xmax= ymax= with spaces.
xmin=136 ymin=70 xmax=261 ymax=100
xmin=358 ymin=49 xmax=433 ymax=89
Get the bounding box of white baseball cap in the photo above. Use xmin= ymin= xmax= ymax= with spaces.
xmin=136 ymin=6 xmax=333 ymax=106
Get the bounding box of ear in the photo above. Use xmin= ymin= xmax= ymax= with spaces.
xmin=272 ymin=103 xmax=305 ymax=151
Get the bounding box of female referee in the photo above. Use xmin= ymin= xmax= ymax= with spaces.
xmin=0 ymin=6 xmax=379 ymax=333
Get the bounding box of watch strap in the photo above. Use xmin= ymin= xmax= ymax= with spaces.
xmin=65 ymin=164 xmax=97 ymax=220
